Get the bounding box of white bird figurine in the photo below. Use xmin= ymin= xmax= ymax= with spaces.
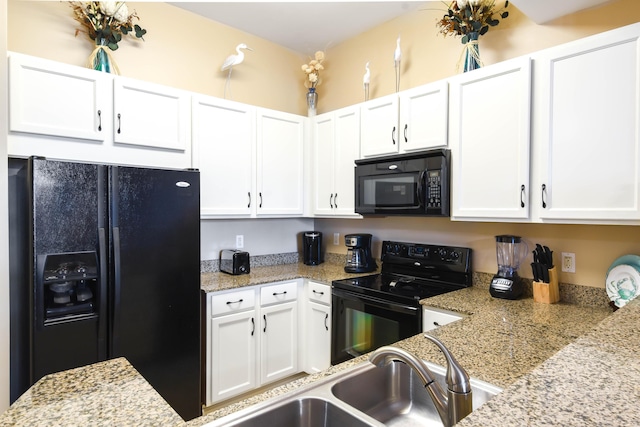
xmin=363 ymin=61 xmax=371 ymax=101
xmin=394 ymin=35 xmax=402 ymax=93
xmin=221 ymin=43 xmax=253 ymax=99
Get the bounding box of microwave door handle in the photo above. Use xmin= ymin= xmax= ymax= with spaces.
xmin=417 ymin=170 xmax=426 ymax=207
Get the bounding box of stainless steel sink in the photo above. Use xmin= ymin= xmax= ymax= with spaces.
xmin=204 ymin=359 xmax=502 ymax=427
xmin=331 ymin=360 xmax=502 ymax=427
xmin=214 ymin=397 xmax=374 ymax=427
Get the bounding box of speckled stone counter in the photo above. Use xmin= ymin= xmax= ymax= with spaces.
xmin=200 ymin=258 xmax=379 ymax=293
xmin=190 ymin=268 xmax=615 ymax=427
xmin=0 ymin=358 xmax=185 ymax=427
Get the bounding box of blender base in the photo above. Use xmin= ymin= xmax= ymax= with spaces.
xmin=489 ymin=275 xmax=524 ymax=300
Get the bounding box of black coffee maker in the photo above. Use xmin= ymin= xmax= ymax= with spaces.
xmin=302 ymin=231 xmax=323 ymax=265
xmin=344 ymin=234 xmax=377 ymax=273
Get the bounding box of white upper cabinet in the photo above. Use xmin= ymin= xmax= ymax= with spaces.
xmin=360 ymin=93 xmax=400 ymax=158
xmin=450 ymin=57 xmax=532 ymax=220
xmin=8 ymin=52 xmax=110 ymax=142
xmin=192 ymin=95 xmax=255 ymax=217
xmin=7 ymin=52 xmax=192 ymax=169
xmin=113 ymin=76 xmax=190 ymax=153
xmin=398 ymin=80 xmax=449 ymax=153
xmin=256 ymin=108 xmax=306 ymax=216
xmin=311 ymin=106 xmax=360 ymax=217
xmin=532 ymin=23 xmax=640 ymax=222
xmin=359 ymin=81 xmax=448 ymax=159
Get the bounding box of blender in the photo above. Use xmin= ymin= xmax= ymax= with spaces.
xmin=490 ymin=235 xmax=529 ymax=299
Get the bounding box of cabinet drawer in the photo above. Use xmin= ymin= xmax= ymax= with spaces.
xmin=210 ymin=289 xmax=256 ymax=316
xmin=260 ymin=281 xmax=298 ymax=306
xmin=306 ymin=282 xmax=331 ymax=305
xmin=422 ymin=307 xmax=464 ymax=332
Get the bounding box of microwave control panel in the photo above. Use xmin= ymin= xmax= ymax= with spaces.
xmin=426 ymin=170 xmax=442 ymax=208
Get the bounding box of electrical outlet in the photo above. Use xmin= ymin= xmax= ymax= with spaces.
xmin=561 ymin=252 xmax=575 ymax=273
xmin=333 ymin=233 xmax=340 ymax=246
xmin=236 ymin=235 xmax=244 ymax=249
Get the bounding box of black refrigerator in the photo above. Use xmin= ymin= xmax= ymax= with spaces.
xmin=8 ymin=157 xmax=202 ymax=421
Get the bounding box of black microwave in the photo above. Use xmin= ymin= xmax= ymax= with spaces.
xmin=354 ymin=149 xmax=450 ymax=216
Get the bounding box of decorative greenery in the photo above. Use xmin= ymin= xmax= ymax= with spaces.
xmin=70 ymin=1 xmax=147 ymax=50
xmin=437 ymin=0 xmax=509 ymax=44
xmin=301 ymin=51 xmax=325 ymax=89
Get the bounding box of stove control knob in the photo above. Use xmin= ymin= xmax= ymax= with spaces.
xmin=438 ymin=248 xmax=447 ymax=259
xmin=451 ymin=251 xmax=460 ymax=260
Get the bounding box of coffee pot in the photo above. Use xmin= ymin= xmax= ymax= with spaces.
xmin=344 ymin=233 xmax=377 ymax=273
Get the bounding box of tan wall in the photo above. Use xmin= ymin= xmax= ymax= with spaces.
xmin=320 ymin=0 xmax=640 ymax=112
xmin=7 ymin=0 xmax=308 ymax=114
xmin=315 ymin=218 xmax=640 ymax=290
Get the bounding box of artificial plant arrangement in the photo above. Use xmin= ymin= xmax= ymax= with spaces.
xmin=69 ymin=1 xmax=147 ymax=73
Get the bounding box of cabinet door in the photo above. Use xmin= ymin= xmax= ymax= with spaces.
xmin=256 ymin=109 xmax=305 ymax=216
xmin=312 ymin=112 xmax=335 ymax=215
xmin=535 ymin=24 xmax=640 ymax=221
xmin=450 ymin=57 xmax=532 ymax=220
xmin=209 ymin=311 xmax=257 ymax=404
xmin=333 ymin=107 xmax=361 ymax=216
xmin=305 ymin=301 xmax=331 ymax=374
xmin=193 ymin=96 xmax=255 ymax=217
xmin=113 ymin=77 xmax=191 ymax=167
xmin=399 ymin=80 xmax=448 ymax=152
xmin=260 ymin=301 xmax=298 ymax=385
xmin=8 ymin=53 xmax=110 ymax=143
xmin=360 ymin=94 xmax=400 ymax=158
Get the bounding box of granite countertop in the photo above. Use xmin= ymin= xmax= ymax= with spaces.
xmin=190 ymin=263 xmax=620 ymax=426
xmin=200 ymin=258 xmax=376 ymax=293
xmin=0 ymin=358 xmax=184 ymax=427
xmin=3 ymin=261 xmax=627 ymax=426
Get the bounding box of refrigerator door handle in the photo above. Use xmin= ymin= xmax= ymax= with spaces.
xmin=111 ymin=226 xmax=122 ymax=355
xmin=98 ymin=227 xmax=108 ymax=360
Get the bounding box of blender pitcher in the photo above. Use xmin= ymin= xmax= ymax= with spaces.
xmin=490 ymin=235 xmax=529 ymax=299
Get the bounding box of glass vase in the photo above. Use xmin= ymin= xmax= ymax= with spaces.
xmin=463 ymin=31 xmax=481 ymax=72
xmin=93 ymin=38 xmax=112 ymax=73
xmin=307 ymin=87 xmax=318 ymax=116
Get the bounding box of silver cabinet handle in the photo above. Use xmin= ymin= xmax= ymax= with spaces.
xmin=542 ymin=184 xmax=547 ymax=209
xmin=259 ymin=192 xmax=263 ymax=208
xmin=97 ymin=110 xmax=102 ymax=131
xmin=520 ymin=184 xmax=526 ymax=208
xmin=334 ymin=193 xmax=338 ymax=209
xmin=329 ymin=193 xmax=334 ymax=209
xmin=247 ymin=192 xmax=251 ymax=208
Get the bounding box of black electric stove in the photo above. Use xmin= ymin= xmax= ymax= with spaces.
xmin=332 ymin=240 xmax=473 ymax=305
xmin=330 ymin=240 xmax=472 ymax=365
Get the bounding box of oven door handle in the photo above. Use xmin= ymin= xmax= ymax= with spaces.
xmin=332 ymin=288 xmax=420 ymax=315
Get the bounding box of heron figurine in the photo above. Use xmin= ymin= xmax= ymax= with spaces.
xmin=363 ymin=61 xmax=371 ymax=101
xmin=394 ymin=35 xmax=402 ymax=93
xmin=221 ymin=43 xmax=253 ymax=99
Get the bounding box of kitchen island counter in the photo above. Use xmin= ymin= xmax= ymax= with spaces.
xmin=0 ymin=358 xmax=184 ymax=427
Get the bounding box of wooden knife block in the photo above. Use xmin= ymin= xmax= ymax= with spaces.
xmin=533 ymin=267 xmax=559 ymax=304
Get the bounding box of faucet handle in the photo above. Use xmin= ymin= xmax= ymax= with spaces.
xmin=424 ymin=334 xmax=471 ymax=394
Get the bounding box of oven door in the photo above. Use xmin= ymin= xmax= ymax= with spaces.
xmin=331 ymin=287 xmax=421 ymax=366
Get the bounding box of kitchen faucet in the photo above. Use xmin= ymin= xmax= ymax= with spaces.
xmin=368 ymin=334 xmax=473 ymax=427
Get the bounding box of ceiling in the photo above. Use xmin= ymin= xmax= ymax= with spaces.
xmin=169 ymin=0 xmax=617 ymax=56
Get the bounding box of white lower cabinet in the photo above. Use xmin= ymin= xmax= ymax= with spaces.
xmin=302 ymin=281 xmax=331 ymax=374
xmin=205 ymin=280 xmax=300 ymax=406
xmin=259 ymin=301 xmax=298 ymax=384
